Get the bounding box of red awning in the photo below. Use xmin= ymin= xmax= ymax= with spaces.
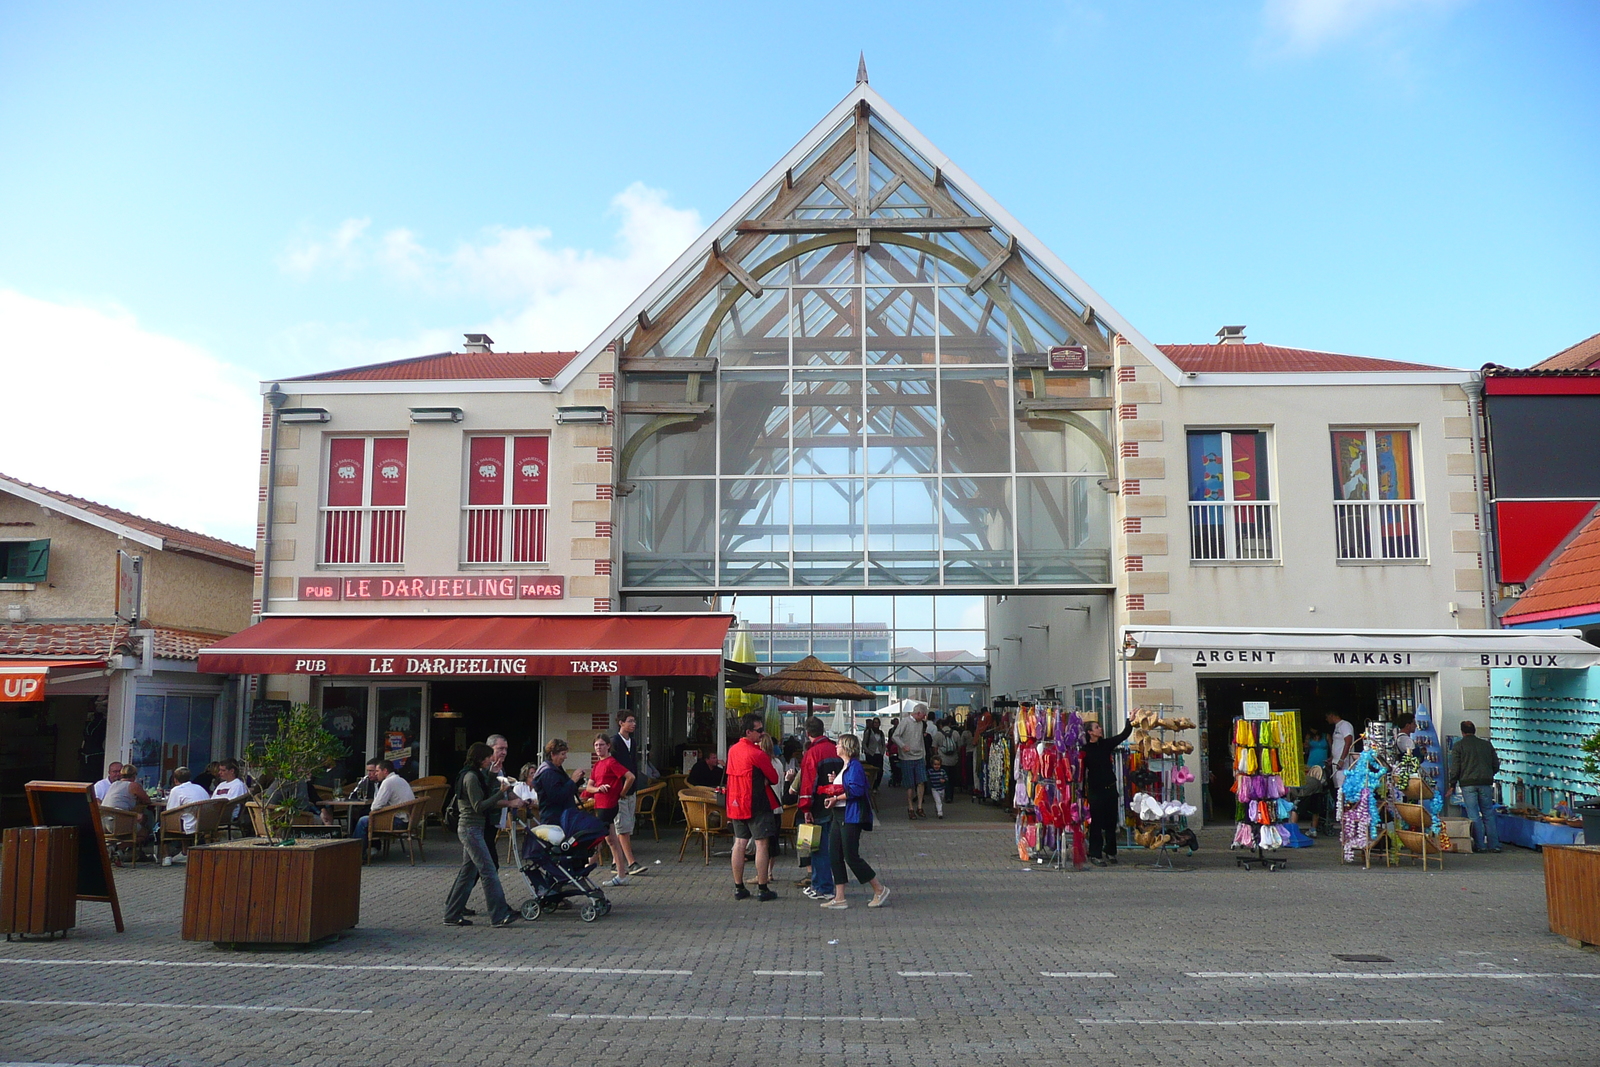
xmin=196 ymin=614 xmax=735 ymax=679
xmin=1 ymin=658 xmax=107 ymax=703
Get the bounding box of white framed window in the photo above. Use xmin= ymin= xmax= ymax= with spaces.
xmin=1330 ymin=428 xmax=1424 ymax=560
xmin=320 ymin=437 xmax=408 ymax=564
xmin=462 ymin=435 xmax=550 ymax=564
xmin=1186 ymin=429 xmax=1276 ymax=561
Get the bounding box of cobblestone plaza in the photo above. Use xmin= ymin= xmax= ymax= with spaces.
xmin=3 ymin=808 xmax=1597 ymax=1067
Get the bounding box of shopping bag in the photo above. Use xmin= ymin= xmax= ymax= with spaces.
xmin=795 ymin=821 xmax=822 ymax=857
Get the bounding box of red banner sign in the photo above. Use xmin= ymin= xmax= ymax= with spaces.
xmin=512 ymin=436 xmax=548 ymax=506
xmin=0 ymin=671 xmax=46 ymax=702
xmin=468 ymin=437 xmax=504 ymax=506
xmin=298 ymin=576 xmax=565 ymax=601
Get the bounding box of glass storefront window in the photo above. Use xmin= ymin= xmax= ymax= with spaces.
xmin=128 ymin=693 xmax=216 ymax=789
xmin=376 ymin=687 xmax=421 ymax=782
xmin=621 ymin=479 xmax=716 ymax=587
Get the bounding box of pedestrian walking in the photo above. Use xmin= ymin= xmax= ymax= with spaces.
xmin=926 ymin=758 xmax=947 ymax=818
xmin=725 ymin=712 xmax=779 ymax=901
xmin=861 ymin=718 xmax=886 ymax=791
xmin=1449 ymin=720 xmax=1503 ymax=853
xmin=818 ymin=734 xmax=890 ymax=910
xmin=1081 ymin=717 xmax=1133 ymax=866
xmin=582 ymin=736 xmax=634 ymax=887
xmin=608 ymin=713 xmax=648 ymax=878
xmin=443 ymin=742 xmax=526 ymax=927
xmin=891 ymin=707 xmax=930 ymax=818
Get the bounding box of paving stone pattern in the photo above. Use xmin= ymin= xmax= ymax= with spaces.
xmin=2 ymin=798 xmax=1598 ymax=1067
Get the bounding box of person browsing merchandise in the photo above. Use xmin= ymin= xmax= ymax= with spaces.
xmin=1082 ymin=717 xmax=1134 ymax=867
xmin=1449 ymin=720 xmax=1502 ymax=853
xmin=725 ymin=713 xmax=780 ymax=902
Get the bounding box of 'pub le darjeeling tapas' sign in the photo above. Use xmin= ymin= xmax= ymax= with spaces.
xmin=298 ymin=575 xmax=565 ymax=601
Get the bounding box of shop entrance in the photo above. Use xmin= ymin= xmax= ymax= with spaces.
xmin=1198 ymin=676 xmax=1426 ymax=819
xmin=428 ymin=681 xmax=542 ymax=780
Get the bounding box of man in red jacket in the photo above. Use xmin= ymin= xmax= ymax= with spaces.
xmin=795 ymin=716 xmax=839 ymax=900
xmin=725 ymin=712 xmax=779 ymax=901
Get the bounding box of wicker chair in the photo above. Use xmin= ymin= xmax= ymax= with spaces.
xmin=632 ymin=782 xmax=665 ymax=841
xmin=411 ymin=783 xmax=449 ymax=841
xmin=158 ymin=798 xmax=228 ymax=859
xmin=367 ymin=798 xmax=427 ymax=865
xmin=101 ymin=806 xmax=146 ymax=866
xmin=676 ymin=792 xmax=729 ymax=865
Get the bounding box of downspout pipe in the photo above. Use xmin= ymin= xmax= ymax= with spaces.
xmin=248 ymin=384 xmax=288 ymax=754
xmin=1463 ymin=374 xmax=1498 ymax=629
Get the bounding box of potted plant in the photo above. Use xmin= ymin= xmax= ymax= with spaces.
xmin=181 ymin=703 xmax=363 ymax=946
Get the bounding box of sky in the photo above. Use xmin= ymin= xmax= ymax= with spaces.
xmin=0 ymin=0 xmax=1595 ymax=546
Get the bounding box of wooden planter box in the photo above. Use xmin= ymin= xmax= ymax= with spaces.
xmin=1 ymin=827 xmax=78 ymax=940
xmin=1544 ymin=844 xmax=1600 ymax=947
xmin=182 ymin=838 xmax=361 ymax=945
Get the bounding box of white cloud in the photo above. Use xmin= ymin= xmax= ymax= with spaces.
xmin=279 ymin=217 xmax=371 ymax=278
xmin=1262 ymin=0 xmax=1466 ymax=53
xmin=0 ymin=291 xmax=260 ymax=546
xmin=280 ymin=182 xmax=703 ymax=351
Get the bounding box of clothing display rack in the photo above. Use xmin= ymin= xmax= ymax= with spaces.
xmin=1339 ymin=707 xmax=1447 ymax=868
xmin=1012 ymin=702 xmax=1087 ymax=870
xmin=1230 ymin=716 xmax=1289 ymax=872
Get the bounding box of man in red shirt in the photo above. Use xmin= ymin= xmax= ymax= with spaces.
xmin=724 ymin=712 xmax=779 ymax=901
xmin=795 ymin=716 xmax=839 ymax=900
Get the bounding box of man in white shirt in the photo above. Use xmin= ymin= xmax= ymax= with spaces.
xmin=1326 ymin=712 xmax=1356 ymax=787
xmin=94 ymin=761 xmax=123 ymax=802
xmin=211 ymin=759 xmax=250 ymax=824
xmin=1394 ymin=719 xmax=1418 ymax=756
xmin=161 ymin=766 xmax=211 ymax=865
xmin=354 ymin=758 xmax=415 ymax=846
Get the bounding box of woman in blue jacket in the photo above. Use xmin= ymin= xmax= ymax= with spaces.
xmin=532 ymin=739 xmax=583 ymax=826
xmin=819 ymin=734 xmax=891 ymax=910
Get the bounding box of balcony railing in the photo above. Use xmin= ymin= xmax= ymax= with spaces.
xmin=1188 ymin=501 xmax=1278 ymax=561
xmin=1334 ymin=500 xmax=1424 ymax=560
xmin=321 ymin=507 xmax=406 ymax=564
xmin=462 ymin=505 xmax=549 ymax=564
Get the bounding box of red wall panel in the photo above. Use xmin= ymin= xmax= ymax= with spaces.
xmin=1495 ymin=500 xmax=1598 ymax=583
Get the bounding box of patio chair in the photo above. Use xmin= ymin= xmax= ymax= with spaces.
xmin=411 ymin=782 xmax=449 ymax=841
xmin=157 ymin=798 xmax=227 ymax=859
xmin=367 ymin=798 xmax=427 ymax=865
xmin=632 ymin=782 xmax=665 ymax=841
xmin=677 ymin=792 xmax=729 ymax=865
xmin=101 ymin=806 xmax=145 ymax=866
xmin=776 ymin=803 xmax=798 ymax=855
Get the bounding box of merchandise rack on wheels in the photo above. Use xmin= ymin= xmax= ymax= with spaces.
xmin=1232 ymin=715 xmax=1290 ymax=872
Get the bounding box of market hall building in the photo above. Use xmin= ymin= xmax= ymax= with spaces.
xmin=202 ymin=74 xmax=1596 ymax=801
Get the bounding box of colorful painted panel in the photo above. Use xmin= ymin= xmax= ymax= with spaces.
xmin=1331 ymin=431 xmax=1368 ymax=500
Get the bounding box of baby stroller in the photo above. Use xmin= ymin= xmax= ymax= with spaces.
xmin=512 ymin=808 xmax=613 ymax=923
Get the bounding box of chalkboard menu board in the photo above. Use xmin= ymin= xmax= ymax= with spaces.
xmin=248 ymin=699 xmax=290 ymax=746
xmin=25 ymin=781 xmax=124 ymax=933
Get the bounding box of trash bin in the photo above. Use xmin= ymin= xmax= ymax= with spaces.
xmin=1 ymin=826 xmax=78 ymax=940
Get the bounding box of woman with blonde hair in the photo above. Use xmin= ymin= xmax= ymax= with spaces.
xmin=818 ymin=733 xmax=890 ymax=910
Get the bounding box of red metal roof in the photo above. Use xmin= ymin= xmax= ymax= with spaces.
xmin=0 ymin=473 xmax=253 ymax=567
xmin=1531 ymin=331 xmax=1600 ymax=372
xmin=0 ymin=623 xmax=234 ymax=662
xmin=198 ymin=613 xmax=735 ymax=677
xmin=1157 ymin=343 xmax=1450 ymax=374
xmin=1503 ymin=507 xmax=1600 ymax=622
xmin=287 ymin=351 xmax=580 ymax=383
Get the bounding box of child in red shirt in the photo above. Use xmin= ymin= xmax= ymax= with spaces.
xmin=583 ymin=735 xmax=634 ymax=887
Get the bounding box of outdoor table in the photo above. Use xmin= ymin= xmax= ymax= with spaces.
xmin=318 ymin=799 xmax=370 ymax=835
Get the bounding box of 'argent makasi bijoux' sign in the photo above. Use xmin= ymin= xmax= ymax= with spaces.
xmin=298 ymin=576 xmax=565 ymax=601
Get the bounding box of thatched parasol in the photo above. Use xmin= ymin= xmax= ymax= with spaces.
xmin=743 ymin=655 xmax=875 ymax=721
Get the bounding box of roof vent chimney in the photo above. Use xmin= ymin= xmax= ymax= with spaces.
xmin=463 ymin=333 xmax=494 ymax=353
xmin=1215 ymin=325 xmax=1247 ymax=345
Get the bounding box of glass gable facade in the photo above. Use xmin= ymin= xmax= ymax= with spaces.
xmin=616 ymin=101 xmax=1116 ymax=597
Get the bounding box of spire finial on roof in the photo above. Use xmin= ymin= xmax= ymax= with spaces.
xmin=857 ymin=52 xmax=868 ymax=85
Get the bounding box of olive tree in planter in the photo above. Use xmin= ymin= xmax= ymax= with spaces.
xmin=181 ymin=703 xmax=363 ymax=946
